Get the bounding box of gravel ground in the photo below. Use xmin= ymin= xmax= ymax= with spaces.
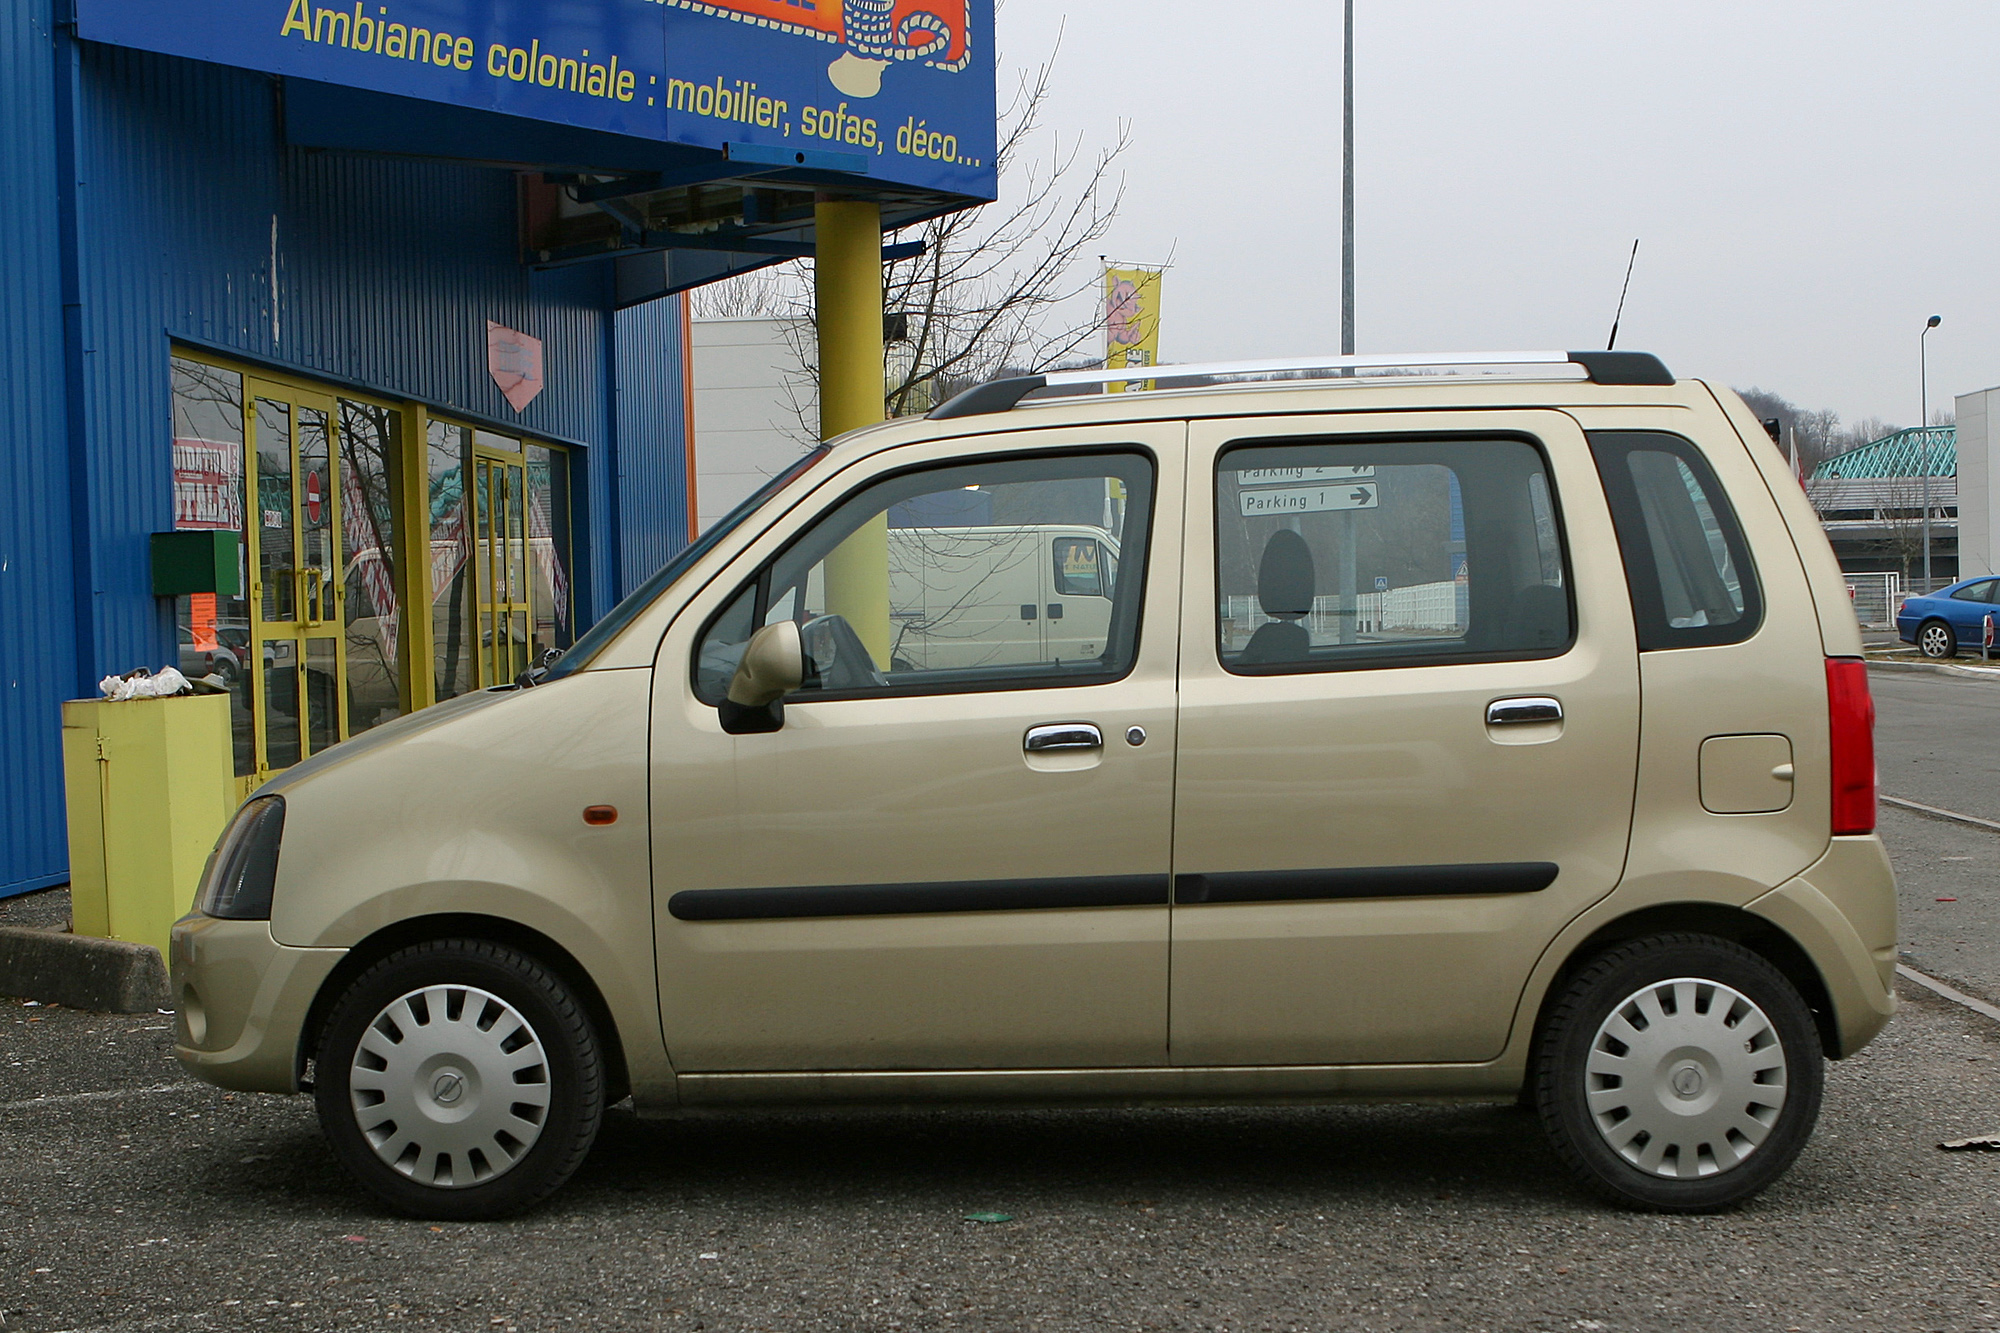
xmin=3 ymin=981 xmax=1999 ymax=1332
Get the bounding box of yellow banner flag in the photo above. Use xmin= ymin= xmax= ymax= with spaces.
xmin=1104 ymin=267 xmax=1162 ymax=392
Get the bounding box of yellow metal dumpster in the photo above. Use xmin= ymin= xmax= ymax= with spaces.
xmin=61 ymin=694 xmax=235 ymax=958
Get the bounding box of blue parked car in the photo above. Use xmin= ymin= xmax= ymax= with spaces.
xmin=1897 ymin=577 xmax=2000 ymax=657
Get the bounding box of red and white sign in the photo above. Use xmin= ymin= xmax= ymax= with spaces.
xmin=172 ymin=437 xmax=243 ymax=531
xmin=487 ymin=321 xmax=545 ymax=412
xmin=305 ymin=469 xmax=323 ymax=525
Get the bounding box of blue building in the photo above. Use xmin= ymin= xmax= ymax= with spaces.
xmin=1 ymin=0 xmax=996 ymax=898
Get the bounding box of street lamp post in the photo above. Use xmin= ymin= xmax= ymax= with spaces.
xmin=1922 ymin=314 xmax=1942 ymax=588
xmin=1341 ymin=0 xmax=1354 ymax=358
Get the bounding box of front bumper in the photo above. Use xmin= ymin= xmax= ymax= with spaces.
xmin=169 ymin=912 xmax=345 ymax=1093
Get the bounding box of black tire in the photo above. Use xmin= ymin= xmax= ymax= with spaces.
xmin=1919 ymin=618 xmax=1958 ymax=659
xmin=313 ymin=939 xmax=604 ymax=1220
xmin=1532 ymin=933 xmax=1823 ymax=1212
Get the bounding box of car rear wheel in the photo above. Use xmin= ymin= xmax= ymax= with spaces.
xmin=314 ymin=939 xmax=604 ymax=1220
xmin=1533 ymin=933 xmax=1823 ymax=1211
xmin=1919 ymin=618 xmax=1958 ymax=659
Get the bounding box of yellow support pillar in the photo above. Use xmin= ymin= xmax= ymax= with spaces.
xmin=814 ymin=198 xmax=892 ymax=670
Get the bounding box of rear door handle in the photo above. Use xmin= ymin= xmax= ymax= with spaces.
xmin=1025 ymin=723 xmax=1103 ymax=752
xmin=1486 ymin=696 xmax=1563 ymax=726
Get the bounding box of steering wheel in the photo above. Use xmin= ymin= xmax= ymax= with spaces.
xmin=797 ymin=614 xmax=888 ymax=691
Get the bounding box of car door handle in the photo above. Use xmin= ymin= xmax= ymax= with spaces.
xmin=1025 ymin=723 xmax=1103 ymax=752
xmin=1486 ymin=696 xmax=1563 ymax=726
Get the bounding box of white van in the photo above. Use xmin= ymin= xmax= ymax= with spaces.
xmin=886 ymin=524 xmax=1120 ymax=671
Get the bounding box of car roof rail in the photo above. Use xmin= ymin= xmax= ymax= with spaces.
xmin=927 ymin=350 xmax=1675 ymax=420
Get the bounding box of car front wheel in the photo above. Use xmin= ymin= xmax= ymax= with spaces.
xmin=1919 ymin=619 xmax=1958 ymax=659
xmin=314 ymin=939 xmax=605 ymax=1220
xmin=1533 ymin=933 xmax=1823 ymax=1211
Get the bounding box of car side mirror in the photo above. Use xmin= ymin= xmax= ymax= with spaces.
xmin=718 ymin=620 xmax=803 ymax=735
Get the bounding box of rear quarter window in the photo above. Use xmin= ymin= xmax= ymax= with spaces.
xmin=1587 ymin=431 xmax=1761 ymax=650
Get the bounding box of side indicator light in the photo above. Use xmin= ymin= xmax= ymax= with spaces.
xmin=583 ymin=805 xmax=618 ymax=826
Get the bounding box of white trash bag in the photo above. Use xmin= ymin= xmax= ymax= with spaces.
xmin=97 ymin=666 xmax=195 ymax=701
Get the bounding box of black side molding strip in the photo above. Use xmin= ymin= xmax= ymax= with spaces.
xmin=670 ymin=874 xmax=1169 ymax=922
xmin=1174 ymin=862 xmax=1559 ymax=905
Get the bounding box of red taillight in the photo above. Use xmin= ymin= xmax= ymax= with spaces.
xmin=1827 ymin=657 xmax=1875 ymax=835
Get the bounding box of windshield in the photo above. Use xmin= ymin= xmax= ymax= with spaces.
xmin=544 ymin=447 xmax=830 ymax=681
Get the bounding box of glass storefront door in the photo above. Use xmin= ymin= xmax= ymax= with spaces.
xmin=172 ymin=350 xmax=569 ymax=788
xmin=245 ymin=380 xmax=346 ymax=775
xmin=473 ymin=444 xmax=532 ymax=688
xmin=427 ymin=423 xmax=573 ymax=699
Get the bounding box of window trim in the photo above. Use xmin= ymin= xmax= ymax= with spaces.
xmin=1587 ymin=430 xmax=1763 ymax=651
xmin=1212 ymin=431 xmax=1579 ymax=677
xmin=689 ymin=445 xmax=1159 ymax=705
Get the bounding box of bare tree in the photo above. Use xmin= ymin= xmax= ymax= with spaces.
xmin=1735 ymin=386 xmax=1904 ymax=476
xmin=882 ymin=49 xmax=1130 ymax=416
xmin=688 ymin=34 xmax=1131 ymax=428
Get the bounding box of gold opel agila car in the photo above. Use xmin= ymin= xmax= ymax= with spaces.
xmin=172 ymin=352 xmax=1895 ymax=1219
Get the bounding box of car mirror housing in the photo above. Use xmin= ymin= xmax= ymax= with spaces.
xmin=719 ymin=619 xmax=803 ymax=734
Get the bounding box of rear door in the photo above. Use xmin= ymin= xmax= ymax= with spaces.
xmin=1170 ymin=410 xmax=1640 ymax=1065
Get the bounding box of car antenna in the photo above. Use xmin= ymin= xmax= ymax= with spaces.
xmin=1606 ymin=238 xmax=1640 ymax=351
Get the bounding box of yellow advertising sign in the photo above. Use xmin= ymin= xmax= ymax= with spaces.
xmin=1104 ymin=267 xmax=1162 ymax=392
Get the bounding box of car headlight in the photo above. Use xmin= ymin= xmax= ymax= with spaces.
xmin=195 ymin=796 xmax=286 ymax=920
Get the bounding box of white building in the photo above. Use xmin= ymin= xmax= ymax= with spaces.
xmin=1958 ymin=386 xmax=2000 ymax=579
xmin=690 ymin=317 xmax=817 ymax=532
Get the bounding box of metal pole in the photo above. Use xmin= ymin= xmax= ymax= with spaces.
xmin=816 ymin=198 xmax=891 ymax=669
xmin=1341 ymin=0 xmax=1354 ymax=358
xmin=1921 ymin=315 xmax=1940 ymax=589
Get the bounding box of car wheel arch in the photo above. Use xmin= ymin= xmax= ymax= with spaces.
xmin=1525 ymin=902 xmax=1840 ymax=1064
xmin=298 ymin=913 xmax=632 ymax=1105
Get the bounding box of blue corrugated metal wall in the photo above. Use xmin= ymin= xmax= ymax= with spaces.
xmin=70 ymin=45 xmax=620 ymax=687
xmin=0 ymin=36 xmax=691 ymax=895
xmin=0 ymin=0 xmax=76 ymax=895
xmin=613 ymin=296 xmax=694 ymax=597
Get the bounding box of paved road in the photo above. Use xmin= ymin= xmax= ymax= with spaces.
xmin=6 ymin=673 xmax=2000 ymax=1333
xmin=1874 ymin=668 xmax=2000 ymax=824
xmin=1871 ymin=668 xmax=2000 ymax=1004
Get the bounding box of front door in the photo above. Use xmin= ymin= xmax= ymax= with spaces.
xmin=651 ymin=427 xmax=1183 ymax=1072
xmin=1170 ymin=410 xmax=1641 ymax=1066
xmin=244 ymin=382 xmax=346 ymax=778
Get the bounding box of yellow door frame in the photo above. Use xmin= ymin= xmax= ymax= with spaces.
xmin=469 ymin=434 xmax=532 ymax=690
xmin=243 ymin=377 xmax=346 ymax=786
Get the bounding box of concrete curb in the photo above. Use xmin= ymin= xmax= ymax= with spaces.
xmin=0 ymin=926 xmax=169 ymax=1013
xmin=1865 ymin=657 xmax=2000 ymax=681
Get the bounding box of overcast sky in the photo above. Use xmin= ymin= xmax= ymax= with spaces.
xmin=997 ymin=0 xmax=1998 ymax=427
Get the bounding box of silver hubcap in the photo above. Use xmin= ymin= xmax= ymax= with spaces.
xmin=349 ymin=985 xmax=552 ymax=1189
xmin=1584 ymin=978 xmax=1788 ymax=1179
xmin=1923 ymin=625 xmax=1950 ymax=656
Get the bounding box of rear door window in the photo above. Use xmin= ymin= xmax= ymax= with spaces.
xmin=1213 ymin=436 xmax=1573 ymax=673
xmin=1588 ymin=432 xmax=1761 ymax=650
